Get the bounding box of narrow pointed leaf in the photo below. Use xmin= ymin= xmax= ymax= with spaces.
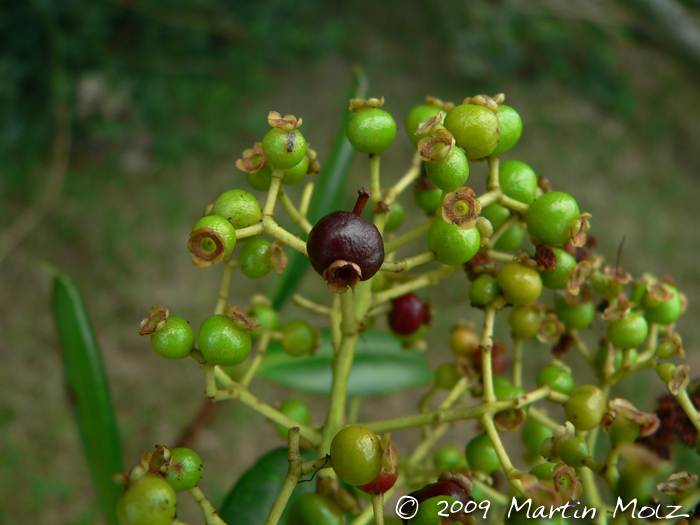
xmin=51 ymin=267 xmax=122 ymax=524
xmin=270 ymin=66 xmax=368 ymax=310
xmin=257 ymin=329 xmax=431 ymax=396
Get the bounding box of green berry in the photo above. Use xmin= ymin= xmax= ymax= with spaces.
xmin=414 ymin=178 xmax=443 ymax=214
xmin=188 ymin=215 xmax=237 ymax=268
xmin=435 ymin=363 xmax=461 ymax=390
xmin=238 ymin=238 xmax=272 ymax=279
xmin=526 ymin=192 xmax=580 ymax=247
xmin=491 ymin=105 xmax=523 ymax=156
xmin=555 ymin=436 xmax=590 ymax=468
xmin=589 ymin=272 xmax=609 ymax=295
xmin=607 ymin=312 xmax=649 ymax=349
xmin=608 ymin=417 xmax=641 ymax=445
xmin=347 ymin=109 xmax=397 ymax=154
xmin=469 ymin=274 xmax=500 ymax=306
xmin=274 ymin=399 xmax=311 ymax=439
xmin=521 ymin=419 xmax=553 ymax=458
xmin=116 ymin=475 xmax=177 ymax=525
xmin=498 ymin=160 xmax=537 ymax=205
xmin=480 ymin=203 xmax=524 ymax=251
xmin=536 ymin=364 xmax=575 ymax=395
xmin=594 ymin=345 xmax=637 ymax=374
xmin=564 ymin=385 xmax=606 ymax=431
xmin=424 ymin=147 xmax=469 ymax=191
xmin=282 ymin=320 xmax=318 ymax=357
xmin=150 ymin=316 xmax=195 ymax=359
xmin=406 ymin=104 xmax=441 ymax=146
xmin=509 ymin=305 xmax=542 ymax=339
xmin=246 ymin=166 xmax=273 ymax=191
xmin=262 ymin=127 xmax=307 ymax=169
xmin=330 ymin=426 xmax=382 ymax=486
xmin=466 ymin=433 xmax=500 ymax=473
xmin=643 ymin=285 xmax=683 ymax=325
xmin=433 ymin=445 xmax=467 ymax=472
xmin=164 ymin=448 xmax=203 ymax=492
xmin=211 ymin=189 xmax=262 ymax=230
xmin=528 ymin=461 xmax=555 ymax=481
xmin=427 ymin=219 xmax=481 ymax=266
xmin=198 ymin=314 xmax=252 ymax=366
xmin=657 ymin=363 xmax=676 ymax=382
xmin=444 ymin=104 xmax=500 ymax=159
xmin=555 ymin=296 xmax=595 ymax=330
xmin=538 ymin=248 xmax=576 ymax=290
xmin=411 ymin=496 xmax=459 ymax=525
xmin=248 ymin=305 xmax=281 ymax=338
xmin=496 ymin=262 xmax=543 ymax=305
xmin=282 ymin=156 xmax=309 ymax=186
xmin=287 ymin=493 xmax=344 ymax=525
xmin=383 ymin=201 xmax=405 ymax=232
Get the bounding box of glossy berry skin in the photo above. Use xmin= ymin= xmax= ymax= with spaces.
xmin=248 ymin=305 xmax=281 ymax=338
xmin=389 ymin=294 xmax=428 ymax=336
xmin=556 ymin=436 xmax=590 ymax=468
xmin=307 ymin=211 xmax=384 ymax=286
xmin=347 ymin=109 xmax=397 ymax=154
xmin=498 ymin=160 xmax=537 ymax=205
xmin=450 ymin=325 xmax=480 ymax=356
xmin=521 ymin=418 xmax=553 ymax=458
xmin=165 ymin=447 xmax=203 ymax=492
xmin=358 ymin=442 xmax=399 ymax=495
xmin=287 ymin=493 xmax=344 ymax=525
xmin=424 ymin=147 xmax=469 ymax=191
xmin=444 ymin=104 xmax=500 ymax=159
xmin=406 ymin=104 xmax=442 ymax=146
xmin=383 ymin=201 xmax=405 ymax=232
xmin=211 ymin=189 xmax=262 ymax=229
xmin=526 ymin=192 xmax=580 ymax=247
xmin=274 ymin=399 xmax=311 ymax=439
xmin=509 ymin=305 xmax=542 ymax=339
xmin=469 ymin=274 xmax=500 ymax=306
xmin=466 ymin=433 xmax=500 ymax=473
xmin=427 ymin=219 xmax=481 ymax=266
xmin=480 ymin=203 xmax=524 ymax=251
xmin=410 ymin=496 xmax=459 ymax=525
xmin=496 ymin=262 xmax=543 ymax=305
xmin=281 ymin=320 xmax=317 ymax=357
xmin=247 ymin=166 xmax=273 ymax=191
xmin=198 ymin=314 xmax=252 ymax=366
xmin=414 ymin=178 xmax=443 ymax=214
xmin=607 ymin=312 xmax=649 ymax=349
xmin=116 ymin=475 xmax=177 ymax=525
xmin=262 ymin=128 xmax=307 ymax=169
xmin=555 ymin=296 xmax=595 ymax=330
xmin=150 ymin=316 xmax=195 ymax=359
xmin=491 ymin=105 xmax=522 ymax=156
xmin=433 ymin=445 xmax=467 ymax=472
xmin=536 ymin=364 xmax=575 ymax=395
xmin=330 ymin=426 xmax=382 ymax=486
xmin=189 ymin=215 xmax=237 ymax=267
xmin=539 ymin=248 xmax=576 ymax=290
xmin=643 ymin=285 xmax=682 ymax=325
xmin=282 ymin=156 xmax=308 ymax=185
xmin=564 ymin=385 xmax=607 ymax=431
xmin=238 ymin=238 xmax=272 ymax=279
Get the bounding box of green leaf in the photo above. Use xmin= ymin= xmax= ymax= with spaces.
xmin=257 ymin=330 xmax=431 ymax=396
xmin=51 ymin=266 xmax=122 ymax=525
xmin=218 ymin=447 xmax=317 ymax=525
xmin=270 ymin=66 xmax=369 ymax=311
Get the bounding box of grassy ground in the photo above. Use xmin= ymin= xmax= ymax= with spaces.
xmin=2 ymin=9 xmax=700 ymax=525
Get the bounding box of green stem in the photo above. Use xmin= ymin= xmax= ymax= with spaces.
xmin=299 ymin=181 xmax=314 ymax=217
xmin=486 ymin=155 xmax=500 ymax=191
xmin=385 ymin=151 xmax=421 ymax=201
xmin=214 ymin=260 xmax=237 ymax=316
xmin=263 ymin=429 xmax=303 ymax=525
xmin=330 ymin=294 xmax=342 ymax=353
xmin=383 ymin=218 xmax=435 ymax=254
xmin=485 ymin=249 xmax=517 ymax=263
xmin=528 ymin=407 xmax=559 ymax=429
xmin=190 ymin=487 xmax=227 ymax=525
xmin=481 ymin=415 xmax=525 ymax=491
xmin=512 ymin=338 xmax=524 ymax=388
xmin=371 ymin=494 xmax=384 ymax=525
xmin=578 ymin=463 xmax=606 ymax=525
xmin=477 ymin=189 xmax=502 ymax=208
xmin=263 ymin=170 xmax=284 ymax=217
xmin=481 ymin=306 xmax=498 ymax=403
xmin=372 ymin=265 xmax=459 ymax=305
xmin=488 ymin=213 xmax=518 ymax=246
xmin=292 ymin=294 xmax=331 ymax=316
xmin=369 ymin=154 xmax=382 ymax=207
xmin=677 ymin=388 xmax=700 ymax=433
xmin=240 ymin=329 xmax=272 ymax=388
xmin=569 ymin=330 xmax=594 ymax=367
xmin=234 ymin=223 xmax=265 ymax=240
xmin=636 ymin=322 xmax=659 ymax=362
xmin=263 ymin=217 xmax=307 ymax=255
xmin=380 ymin=250 xmax=436 ymax=272
xmin=278 ymin=190 xmax=313 ymax=234
xmin=499 ymin=195 xmax=529 ymax=215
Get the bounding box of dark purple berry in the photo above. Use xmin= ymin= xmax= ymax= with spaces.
xmin=388 ymin=294 xmax=428 ymax=336
xmin=307 ymin=189 xmax=385 ymax=293
xmin=402 ymin=473 xmax=474 ymax=524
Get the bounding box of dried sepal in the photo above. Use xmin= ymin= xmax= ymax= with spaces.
xmin=534 ymin=245 xmax=557 ymax=271
xmin=645 ymin=281 xmax=675 ymax=307
xmin=267 ymin=111 xmax=302 ymax=130
xmin=322 ymin=260 xmax=362 ymax=294
xmin=349 ymin=97 xmax=384 ymax=112
xmin=304 ymin=147 xmax=321 ymax=175
xmin=188 ymin=227 xmax=226 ymax=269
xmin=464 ymin=253 xmax=498 ymax=280
xmin=604 ymin=264 xmax=632 ymax=286
xmin=462 ymin=94 xmax=502 ymax=114
xmin=538 ymin=176 xmax=552 ymax=193
xmin=270 ymin=241 xmax=288 ymax=273
xmin=142 ymin=444 xmax=171 ymax=476
xmin=513 ymin=250 xmax=539 ymax=269
xmin=657 ymin=471 xmax=698 ymax=495
xmin=236 ymin=142 xmax=267 ymax=173
xmin=521 ymin=473 xmax=561 ymax=507
xmin=601 ymin=295 xmax=632 ymax=321
xmin=602 ymin=398 xmax=660 ymax=437
xmin=537 ymin=312 xmax=565 ymax=344
xmin=426 ymin=95 xmax=455 ymax=112
xmin=415 ymin=111 xmax=446 ymax=136
xmin=318 ymin=477 xmax=362 ymax=516
xmin=552 ymin=463 xmax=583 ymax=502
xmin=225 ymin=305 xmax=261 ymax=332
xmin=441 ymin=187 xmax=481 ymax=230
xmin=567 ymin=261 xmax=592 ymax=296
xmin=494 ymin=406 xmax=527 ymax=431
xmin=570 ymin=213 xmax=592 ymax=248
xmin=139 ymin=305 xmax=169 ymax=336
xmin=659 ymin=332 xmax=685 ymax=359
xmin=669 ymin=364 xmax=690 ymax=396
xmin=417 ymin=127 xmax=454 ymax=162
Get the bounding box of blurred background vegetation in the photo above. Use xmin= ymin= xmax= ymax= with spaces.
xmin=2 ymin=0 xmax=700 ymax=523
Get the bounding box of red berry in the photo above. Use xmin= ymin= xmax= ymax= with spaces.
xmin=357 ymin=443 xmax=399 ymax=495
xmin=388 ymin=294 xmax=429 ymax=336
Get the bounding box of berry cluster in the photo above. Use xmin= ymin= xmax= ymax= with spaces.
xmin=117 ymin=87 xmax=694 ymax=525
